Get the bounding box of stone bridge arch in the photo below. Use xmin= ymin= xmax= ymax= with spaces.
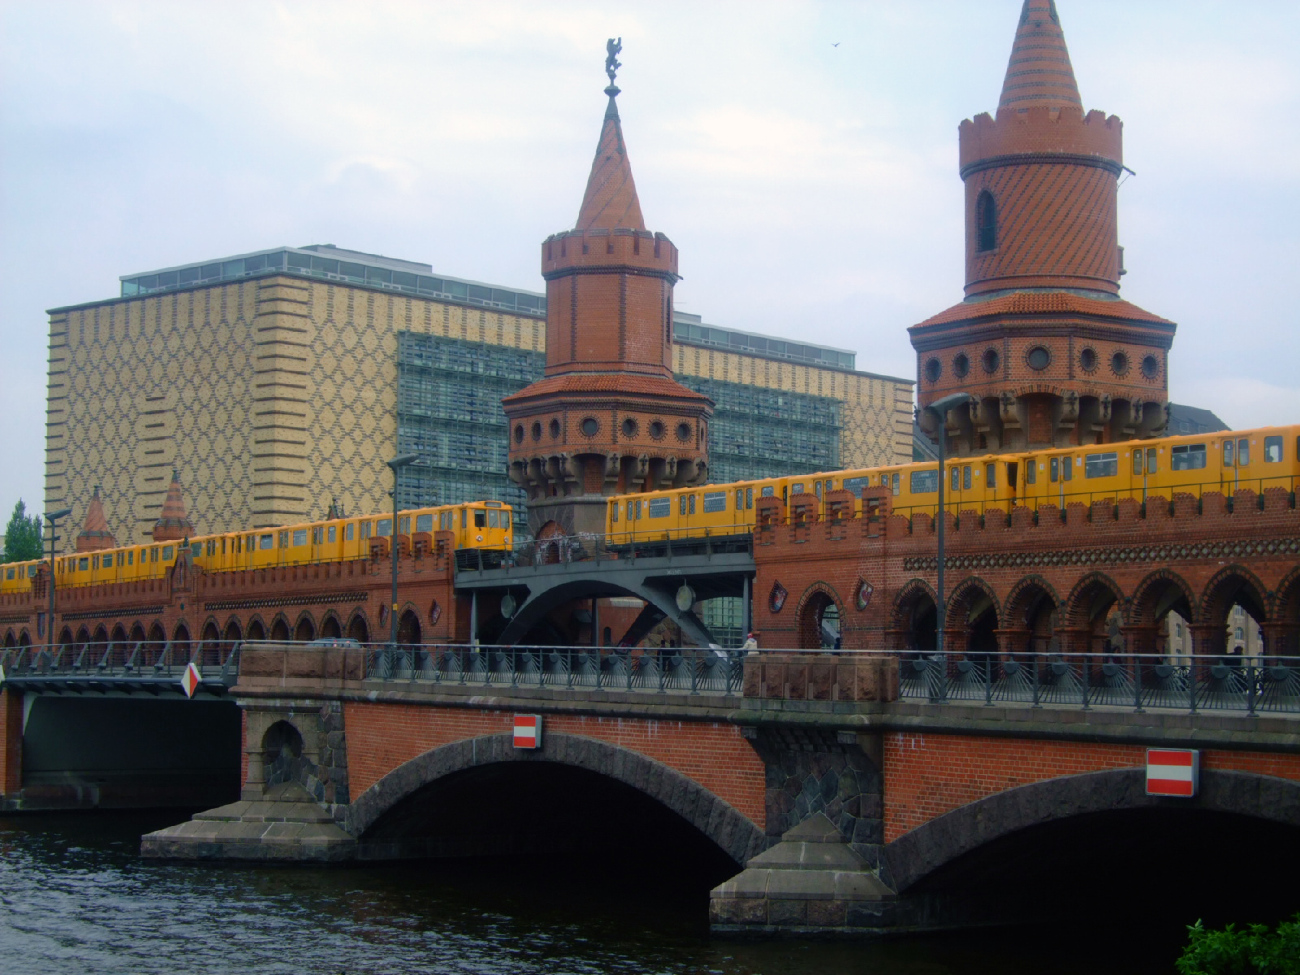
xmin=882 ymin=767 xmax=1300 ymax=894
xmin=346 ymin=731 xmax=767 ymax=867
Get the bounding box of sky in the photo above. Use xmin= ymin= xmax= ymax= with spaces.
xmin=2 ymin=0 xmax=1298 ymax=522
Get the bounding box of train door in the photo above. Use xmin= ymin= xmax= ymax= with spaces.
xmin=1220 ymin=435 xmax=1253 ymax=495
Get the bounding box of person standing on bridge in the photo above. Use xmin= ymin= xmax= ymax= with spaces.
xmin=741 ymin=632 xmax=758 ymax=651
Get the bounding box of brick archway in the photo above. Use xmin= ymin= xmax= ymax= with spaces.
xmin=883 ymin=768 xmax=1300 ymax=893
xmin=892 ymin=580 xmax=937 ymax=654
xmin=795 ymin=583 xmax=842 ymax=649
xmin=345 ymin=732 xmax=766 ymax=867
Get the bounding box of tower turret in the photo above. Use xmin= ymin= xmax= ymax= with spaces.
xmin=503 ymin=43 xmax=712 ymax=538
xmin=75 ymin=485 xmax=116 ymax=553
xmin=910 ymin=0 xmax=1175 ymax=453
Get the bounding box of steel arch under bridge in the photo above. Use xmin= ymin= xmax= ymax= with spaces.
xmin=454 ymin=537 xmax=756 ymax=648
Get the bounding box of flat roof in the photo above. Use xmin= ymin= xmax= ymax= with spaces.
xmin=50 ymin=244 xmax=910 ymax=382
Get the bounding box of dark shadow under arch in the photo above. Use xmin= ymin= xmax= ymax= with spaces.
xmin=884 ymin=767 xmax=1300 ymax=894
xmin=346 ymin=731 xmax=767 ymax=868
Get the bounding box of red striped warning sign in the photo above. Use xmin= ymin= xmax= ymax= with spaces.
xmin=1146 ymin=748 xmax=1199 ymax=797
xmin=513 ymin=714 xmax=542 ymax=749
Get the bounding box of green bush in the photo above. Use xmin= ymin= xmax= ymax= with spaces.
xmin=1176 ymin=913 xmax=1300 ymax=975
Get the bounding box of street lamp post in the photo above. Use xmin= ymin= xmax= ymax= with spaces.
xmin=924 ymin=394 xmax=974 ymax=663
xmin=44 ymin=507 xmax=73 ymax=653
xmin=386 ymin=454 xmax=419 ymax=652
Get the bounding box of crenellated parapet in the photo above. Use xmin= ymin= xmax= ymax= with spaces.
xmin=959 ymin=106 xmax=1122 ymax=176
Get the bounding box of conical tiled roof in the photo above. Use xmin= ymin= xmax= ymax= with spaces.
xmin=998 ymin=0 xmax=1083 ymax=112
xmin=152 ymin=470 xmax=195 ymax=542
xmin=75 ymin=485 xmax=116 ymax=552
xmin=575 ymin=89 xmax=645 ymax=231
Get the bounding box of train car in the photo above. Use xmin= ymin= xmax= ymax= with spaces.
xmin=0 ymin=560 xmax=41 ymax=594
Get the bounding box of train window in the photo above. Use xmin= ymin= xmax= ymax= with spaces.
xmin=374 ymin=519 xmax=390 ymax=537
xmin=892 ymin=473 xmax=900 ymax=496
xmin=1085 ymin=452 xmax=1118 ymax=478
xmin=680 ymin=496 xmax=688 ymax=516
xmin=843 ymin=477 xmax=867 ymax=496
xmin=1222 ymin=440 xmax=1234 ymax=467
xmin=1062 ymin=459 xmax=1072 ymax=482
xmin=791 ymin=483 xmax=804 ymax=494
xmin=1133 ymin=451 xmax=1143 ymax=476
xmin=328 ymin=525 xmax=338 ymax=542
xmin=503 ymin=512 xmax=511 ymax=530
xmin=1238 ymin=439 xmax=1250 ymax=466
xmin=1050 ymin=458 xmax=1059 ymax=482
xmin=648 ymin=498 xmax=671 ymax=519
xmin=635 ymin=500 xmax=642 ymax=519
xmin=259 ymin=534 xmax=274 ymax=550
xmin=474 ymin=511 xmax=486 ymax=528
xmin=703 ymin=491 xmax=726 ymax=513
xmin=964 ymin=466 xmax=972 ymax=490
xmin=910 ymin=470 xmax=938 ymax=494
xmin=1265 ymin=436 xmax=1283 ymax=463
xmin=814 ymin=481 xmax=823 ymax=499
xmin=488 ymin=510 xmax=498 ymax=528
xmin=950 ymin=468 xmax=959 ymax=492
xmin=346 ymin=524 xmax=355 ymax=541
xmin=760 ymin=486 xmax=774 ymax=497
xmin=4 ymin=568 xmax=12 ymax=580
xmin=611 ymin=504 xmax=619 ymax=523
xmin=93 ymin=555 xmax=100 ymax=570
xmin=746 ymin=488 xmax=754 ymax=508
xmin=416 ymin=514 xmax=432 ymax=533
xmin=399 ymin=516 xmax=411 ymax=534
xmin=1171 ymin=444 xmax=1207 ymax=471
xmin=190 ymin=543 xmax=201 ymax=557
xmin=627 ymin=501 xmax=635 ymax=520
xmin=104 ymin=553 xmax=114 ymax=567
xmin=1026 ymin=462 xmax=1036 ymax=485
xmin=736 ymin=489 xmax=744 ymax=510
xmin=986 ymin=463 xmax=996 ymax=489
xmin=292 ymin=529 xmax=307 ymax=546
xmin=1006 ymin=462 xmax=1018 ymax=490
xmin=78 ymin=558 xmax=89 ymax=571
xmin=27 ymin=565 xmax=36 ymax=577
xmin=688 ymin=495 xmax=696 ymax=514
xmin=1146 ymin=448 xmax=1157 ymax=473
xmin=279 ymin=532 xmax=289 ymax=548
xmin=461 ymin=510 xmax=467 ymax=529
xmin=127 ymin=550 xmax=134 ymax=565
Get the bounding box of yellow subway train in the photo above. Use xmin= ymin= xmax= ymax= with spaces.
xmin=605 ymin=425 xmax=1300 ymax=544
xmin=0 ymin=501 xmax=513 ymax=594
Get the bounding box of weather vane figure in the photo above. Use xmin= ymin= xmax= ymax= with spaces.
xmin=605 ymin=37 xmax=622 ymax=87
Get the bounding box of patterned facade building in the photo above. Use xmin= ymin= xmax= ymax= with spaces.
xmin=47 ymin=266 xmax=911 ymax=550
xmin=911 ymin=0 xmax=1176 ymax=454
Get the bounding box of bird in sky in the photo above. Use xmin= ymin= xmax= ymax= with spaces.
xmin=832 ymin=42 xmax=840 ymax=47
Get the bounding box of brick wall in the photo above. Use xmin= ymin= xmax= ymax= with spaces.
xmin=882 ymin=731 xmax=1300 ymax=841
xmin=0 ymin=688 xmax=21 ymax=796
xmin=344 ymin=701 xmax=766 ymax=827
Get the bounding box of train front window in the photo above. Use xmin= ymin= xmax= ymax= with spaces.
xmin=474 ymin=511 xmax=486 ymax=528
xmin=1171 ymin=444 xmax=1207 ymax=471
xmin=1238 ymin=439 xmax=1249 ymax=466
xmin=1265 ymin=436 xmax=1283 ymax=463
xmin=503 ymin=512 xmax=510 ymax=530
xmin=1085 ymin=452 xmax=1118 ymax=478
xmin=487 ymin=510 xmax=498 ymax=528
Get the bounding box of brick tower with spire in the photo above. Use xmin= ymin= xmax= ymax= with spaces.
xmin=911 ymin=0 xmax=1176 ymax=454
xmin=75 ymin=486 xmax=116 ymax=553
xmin=151 ymin=471 xmax=196 ymax=543
xmin=503 ymin=44 xmax=713 ymax=538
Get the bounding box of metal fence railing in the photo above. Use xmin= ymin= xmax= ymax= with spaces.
xmin=455 ymin=530 xmax=753 ymax=573
xmin=897 ymin=649 xmax=1300 ymax=715
xmin=0 ymin=640 xmax=241 ymax=685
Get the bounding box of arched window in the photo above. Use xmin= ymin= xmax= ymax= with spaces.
xmin=977 ymin=191 xmax=997 ymax=252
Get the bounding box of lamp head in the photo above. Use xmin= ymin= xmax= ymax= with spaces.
xmin=925 ymin=393 xmax=975 ymax=420
xmin=387 ymin=453 xmax=419 ymax=471
xmin=46 ymin=507 xmax=73 ymax=523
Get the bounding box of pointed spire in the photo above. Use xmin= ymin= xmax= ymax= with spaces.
xmin=152 ymin=470 xmax=196 ymax=543
xmin=575 ymin=45 xmax=645 ymax=232
xmin=75 ymin=485 xmax=117 ymax=553
xmin=998 ymin=0 xmax=1083 ymax=112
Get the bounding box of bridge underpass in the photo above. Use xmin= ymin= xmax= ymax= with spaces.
xmin=454 ymin=544 xmax=756 ymax=648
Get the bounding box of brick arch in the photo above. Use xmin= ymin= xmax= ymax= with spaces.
xmin=883 ymin=768 xmax=1300 ymax=894
xmin=397 ymin=603 xmax=421 ymax=646
xmin=345 ymin=732 xmax=767 ymax=867
xmin=346 ymin=610 xmax=370 ymax=644
xmin=261 ymin=719 xmax=306 ymax=788
xmin=1002 ymin=575 xmax=1060 ymax=656
xmin=3 ymin=630 xmax=14 ymax=648
xmin=1062 ymin=572 xmax=1124 ymax=630
xmin=269 ymin=614 xmax=291 ymax=642
xmin=221 ymin=617 xmax=243 ymax=646
xmin=946 ymin=577 xmax=999 ymax=654
xmin=946 ymin=577 xmax=999 ymax=621
xmin=892 ymin=579 xmax=938 ymax=654
xmin=319 ymin=612 xmax=342 ymax=639
xmin=1197 ymin=564 xmax=1269 ymax=625
xmin=1274 ymin=566 xmax=1300 ymax=623
xmin=293 ymin=611 xmax=316 ymax=643
xmin=1128 ymin=569 xmax=1194 ymax=628
xmin=1002 ymin=575 xmax=1060 ymax=627
xmin=246 ymin=616 xmax=267 ymax=641
xmin=18 ymin=630 xmax=30 ymax=647
xmin=794 ymin=582 xmax=842 ymax=649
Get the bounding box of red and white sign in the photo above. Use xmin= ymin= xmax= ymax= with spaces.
xmin=1146 ymin=748 xmax=1199 ymax=797
xmin=513 ymin=714 xmax=542 ymax=749
xmin=180 ymin=662 xmax=202 ymax=699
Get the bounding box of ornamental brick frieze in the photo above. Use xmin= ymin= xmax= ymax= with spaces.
xmin=904 ymin=536 xmax=1300 ymax=574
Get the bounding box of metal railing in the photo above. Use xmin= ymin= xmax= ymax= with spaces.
xmin=0 ymin=640 xmax=241 ymax=684
xmin=898 ymin=650 xmax=1300 ymax=715
xmin=363 ymin=643 xmax=744 ymax=696
xmin=455 ymin=530 xmax=753 ymax=572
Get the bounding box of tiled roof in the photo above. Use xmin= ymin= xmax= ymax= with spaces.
xmin=575 ymin=94 xmax=646 ymax=232
xmin=912 ymin=291 xmax=1174 ymax=329
xmin=999 ymin=0 xmax=1083 ymax=111
xmin=502 ymin=372 xmax=711 ymax=405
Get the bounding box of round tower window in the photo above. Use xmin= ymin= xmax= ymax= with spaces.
xmin=1141 ymin=354 xmax=1159 ymax=379
xmin=924 ymin=358 xmax=942 ymax=383
xmin=580 ymin=417 xmax=599 ymax=437
xmin=649 ymin=420 xmax=665 ymax=440
xmin=952 ymin=353 xmax=970 ymax=378
xmin=549 ymin=418 xmax=561 ymax=439
xmin=676 ymin=422 xmax=692 ymax=443
xmin=1080 ymin=347 xmax=1098 ymax=372
xmin=531 ymin=421 xmax=542 ymax=441
xmin=513 ymin=424 xmax=524 ymax=444
xmin=1027 ymin=346 xmax=1050 ymax=370
xmin=621 ymin=418 xmax=638 ymax=438
xmin=1111 ymin=351 xmax=1130 ymax=376
xmin=981 ymin=348 xmax=1000 ymax=374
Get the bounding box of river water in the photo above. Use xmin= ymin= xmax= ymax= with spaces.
xmin=0 ymin=811 xmax=1191 ymax=974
